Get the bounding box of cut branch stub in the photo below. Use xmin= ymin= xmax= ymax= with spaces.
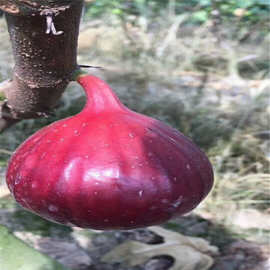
xmin=4 ymin=0 xmax=83 ymax=119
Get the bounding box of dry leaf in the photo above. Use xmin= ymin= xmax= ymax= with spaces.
xmin=0 ymin=185 xmax=10 ymax=198
xmin=102 ymin=226 xmax=218 ymax=270
xmin=231 ymin=209 xmax=270 ymax=230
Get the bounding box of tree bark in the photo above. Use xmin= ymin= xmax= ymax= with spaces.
xmin=0 ymin=0 xmax=75 ymax=16
xmin=0 ymin=0 xmax=83 ymax=132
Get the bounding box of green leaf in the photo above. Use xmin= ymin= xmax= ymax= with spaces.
xmin=199 ymin=0 xmax=211 ymax=6
xmin=192 ymin=10 xmax=209 ymax=22
xmin=257 ymin=0 xmax=270 ymax=5
xmin=112 ymin=8 xmax=123 ymax=15
xmin=0 ymin=225 xmax=70 ymax=270
xmin=0 ymin=92 xmax=5 ymax=101
xmin=237 ymin=0 xmax=255 ymax=8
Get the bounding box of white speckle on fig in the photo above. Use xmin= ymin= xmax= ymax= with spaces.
xmin=129 ymin=133 xmax=135 ymax=138
xmin=172 ymin=196 xmax=183 ymax=208
xmin=33 ymin=137 xmax=40 ymax=143
xmin=161 ymin=199 xmax=169 ymax=204
xmin=15 ymin=175 xmax=22 ymax=185
xmin=48 ymin=205 xmax=58 ymax=212
xmin=31 ymin=182 xmax=37 ymax=189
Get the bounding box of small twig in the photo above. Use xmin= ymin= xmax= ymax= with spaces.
xmin=79 ymin=65 xmax=104 ymax=70
xmin=237 ymin=55 xmax=258 ymax=63
xmin=0 ymin=149 xmax=13 ymax=155
xmin=156 ymin=14 xmax=187 ymax=57
xmin=191 ymin=70 xmax=209 ymax=107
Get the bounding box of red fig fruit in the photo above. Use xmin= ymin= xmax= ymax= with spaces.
xmin=6 ymin=75 xmax=214 ymax=230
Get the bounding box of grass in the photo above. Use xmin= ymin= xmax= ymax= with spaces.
xmin=0 ymin=7 xmax=269 ymax=245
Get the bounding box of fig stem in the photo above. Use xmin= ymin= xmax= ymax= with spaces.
xmin=71 ymin=68 xmax=88 ymax=81
xmin=72 ymin=65 xmax=105 ymax=81
xmin=76 ymin=75 xmax=127 ymax=114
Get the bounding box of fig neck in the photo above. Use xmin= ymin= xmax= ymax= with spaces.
xmin=77 ymin=75 xmax=126 ymax=115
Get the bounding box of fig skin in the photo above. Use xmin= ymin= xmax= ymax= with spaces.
xmin=6 ymin=75 xmax=214 ymax=230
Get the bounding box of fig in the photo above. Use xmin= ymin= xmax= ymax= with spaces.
xmin=6 ymin=74 xmax=214 ymax=230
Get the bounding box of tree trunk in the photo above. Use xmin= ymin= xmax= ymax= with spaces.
xmin=0 ymin=0 xmax=83 ymax=132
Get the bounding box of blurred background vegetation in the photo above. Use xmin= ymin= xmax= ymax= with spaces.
xmin=85 ymin=0 xmax=269 ymax=26
xmin=0 ymin=0 xmax=269 ymax=269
